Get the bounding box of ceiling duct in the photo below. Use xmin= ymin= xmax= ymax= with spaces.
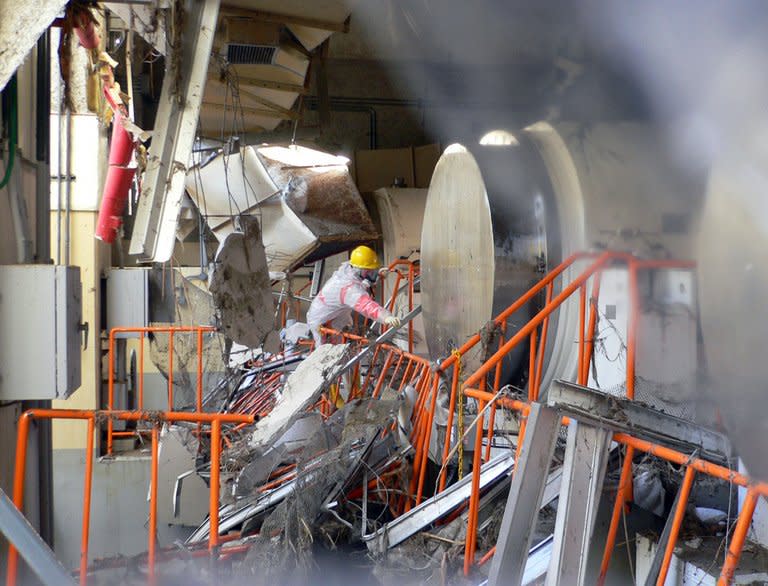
xmin=222 ymin=18 xmax=279 ymax=65
xmin=225 ymin=44 xmax=277 ymax=65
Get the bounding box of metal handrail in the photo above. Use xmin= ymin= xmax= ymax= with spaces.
xmin=6 ymin=409 xmax=254 ymax=586
xmin=106 ymin=326 xmax=216 ymax=455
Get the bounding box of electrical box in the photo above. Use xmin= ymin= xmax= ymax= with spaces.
xmin=0 ymin=265 xmax=82 ymax=400
xmin=106 ymin=268 xmax=149 ymax=331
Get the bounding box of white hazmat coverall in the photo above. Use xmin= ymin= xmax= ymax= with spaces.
xmin=307 ymin=262 xmax=393 ymax=345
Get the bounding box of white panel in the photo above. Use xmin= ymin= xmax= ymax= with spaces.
xmin=0 ymin=266 xmax=81 ymax=400
xmin=185 ymin=146 xmax=280 ymax=229
xmin=49 ymin=114 xmax=103 ymax=212
xmin=106 ymin=269 xmax=149 ymax=331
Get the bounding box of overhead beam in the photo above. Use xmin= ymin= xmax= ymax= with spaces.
xmin=0 ymin=488 xmax=76 ymax=586
xmin=220 ymin=6 xmax=350 ymax=33
xmin=545 ymin=422 xmax=612 ymax=586
xmin=547 ymin=381 xmax=731 ymax=463
xmin=201 ymin=101 xmax=296 ymax=120
xmin=206 ymin=77 xmax=298 ymax=117
xmin=208 ymin=72 xmax=308 ymax=94
xmin=129 ymin=0 xmax=220 ymax=262
xmin=488 ymin=403 xmax=561 ymax=586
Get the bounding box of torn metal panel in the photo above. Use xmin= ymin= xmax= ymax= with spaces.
xmin=129 ymin=0 xmax=220 ymax=262
xmin=184 ymin=143 xmax=377 ymax=272
xmin=365 ymin=451 xmax=562 ymax=555
xmin=256 ymin=145 xmax=379 ymax=263
xmin=184 ymin=146 xmax=280 ymax=230
xmin=209 ymin=217 xmax=279 ymax=350
xmin=547 ymin=380 xmax=731 ymax=463
xmin=157 ymin=425 xmax=209 ymax=527
xmin=247 ymin=343 xmax=349 ymax=453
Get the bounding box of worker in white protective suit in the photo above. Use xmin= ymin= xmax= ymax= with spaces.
xmin=307 ymin=245 xmax=402 ymax=346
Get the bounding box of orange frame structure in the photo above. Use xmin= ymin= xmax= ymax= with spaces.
xmin=106 ymin=326 xmax=215 ymax=455
xmin=411 ymin=250 xmax=765 ymax=584
xmin=6 ymin=409 xmax=254 ymax=586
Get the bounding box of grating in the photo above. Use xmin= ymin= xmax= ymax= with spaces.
xmin=226 ymin=44 xmax=277 ymax=65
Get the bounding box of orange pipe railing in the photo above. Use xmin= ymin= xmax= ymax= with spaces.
xmin=107 ymin=326 xmax=215 ymax=455
xmin=6 ymin=408 xmax=254 ymax=586
xmin=461 ymin=386 xmax=768 ymax=583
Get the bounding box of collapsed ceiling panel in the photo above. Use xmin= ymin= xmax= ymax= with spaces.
xmin=186 ymin=143 xmax=377 ymax=273
xmin=222 ymin=0 xmax=351 ymax=51
xmin=185 ymin=146 xmax=280 ymax=230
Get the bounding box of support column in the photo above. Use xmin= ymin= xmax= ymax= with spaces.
xmin=488 ymin=402 xmax=560 ymax=586
xmin=129 ymin=0 xmax=221 ymax=262
xmin=545 ymin=420 xmax=612 ymax=586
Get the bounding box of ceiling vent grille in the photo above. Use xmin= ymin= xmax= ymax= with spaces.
xmin=226 ymin=44 xmax=277 ymax=65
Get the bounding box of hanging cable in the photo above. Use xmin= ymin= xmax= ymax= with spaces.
xmin=0 ymin=75 xmax=18 ymax=190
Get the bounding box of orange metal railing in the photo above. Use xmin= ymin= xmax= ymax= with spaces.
xmin=459 ymin=390 xmax=768 ymax=584
xmin=416 ymin=250 xmax=765 ymax=583
xmin=6 ymin=408 xmax=254 ymax=586
xmin=106 ymin=326 xmax=215 ymax=455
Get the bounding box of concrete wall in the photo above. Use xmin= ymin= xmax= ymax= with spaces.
xmin=52 ymin=449 xmax=190 ymax=569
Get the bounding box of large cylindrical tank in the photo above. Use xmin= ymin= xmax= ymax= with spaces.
xmin=420 ymin=122 xmax=700 ymax=389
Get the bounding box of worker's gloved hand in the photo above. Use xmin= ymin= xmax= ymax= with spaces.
xmin=384 ymin=316 xmax=401 ymax=329
xmin=378 ymin=267 xmax=390 ymax=278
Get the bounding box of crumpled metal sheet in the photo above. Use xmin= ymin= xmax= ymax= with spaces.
xmin=257 ymin=146 xmax=378 ymax=263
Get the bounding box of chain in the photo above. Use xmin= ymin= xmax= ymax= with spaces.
xmin=452 ymin=349 xmax=464 ymax=480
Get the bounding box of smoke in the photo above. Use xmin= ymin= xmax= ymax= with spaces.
xmin=345 ymin=1 xmax=768 ymax=480
xmin=583 ymin=1 xmax=768 ymax=481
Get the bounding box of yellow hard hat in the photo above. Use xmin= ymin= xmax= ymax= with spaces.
xmin=349 ymin=245 xmax=380 ymax=269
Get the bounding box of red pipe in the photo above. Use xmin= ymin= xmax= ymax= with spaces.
xmin=95 ymin=165 xmax=136 ymax=243
xmin=109 ymin=114 xmax=134 ymax=166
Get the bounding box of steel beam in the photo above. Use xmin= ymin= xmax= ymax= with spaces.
xmin=210 ymin=73 xmax=308 ymax=94
xmin=545 ymin=421 xmax=612 ymax=586
xmin=129 ymin=0 xmax=220 ymax=262
xmin=220 ymin=7 xmax=349 ymax=33
xmin=488 ymin=402 xmax=561 ymax=586
xmin=0 ymin=488 xmax=75 ymax=586
xmin=547 ymin=381 xmax=730 ymax=462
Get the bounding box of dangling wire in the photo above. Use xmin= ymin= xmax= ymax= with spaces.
xmin=290 ymin=95 xmax=303 ymax=146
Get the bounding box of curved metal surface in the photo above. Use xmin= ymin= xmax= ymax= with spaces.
xmin=420 ymin=140 xmax=557 ymax=378
xmin=421 ymin=122 xmax=701 ymax=389
xmin=421 ymin=145 xmax=495 ymax=372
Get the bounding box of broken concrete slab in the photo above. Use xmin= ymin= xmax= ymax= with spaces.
xmin=209 ymin=217 xmax=280 ymax=351
xmin=247 ymin=343 xmax=350 ymax=453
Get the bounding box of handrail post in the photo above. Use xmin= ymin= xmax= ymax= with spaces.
xmin=148 ymin=426 xmax=159 ymax=585
xmin=438 ymin=362 xmax=460 ymax=492
xmin=107 ymin=329 xmax=116 ymax=456
xmin=79 ymin=417 xmax=95 ymax=586
xmin=657 ymin=465 xmax=696 ymax=585
xmin=209 ymin=419 xmax=222 ymax=552
xmin=598 ymin=445 xmax=635 ymax=585
xmin=464 ymin=397 xmax=486 ymax=575
xmin=168 ymin=331 xmax=174 ymax=411
xmin=718 ymin=487 xmax=759 ymax=585
xmin=6 ymin=412 xmax=31 ymax=586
